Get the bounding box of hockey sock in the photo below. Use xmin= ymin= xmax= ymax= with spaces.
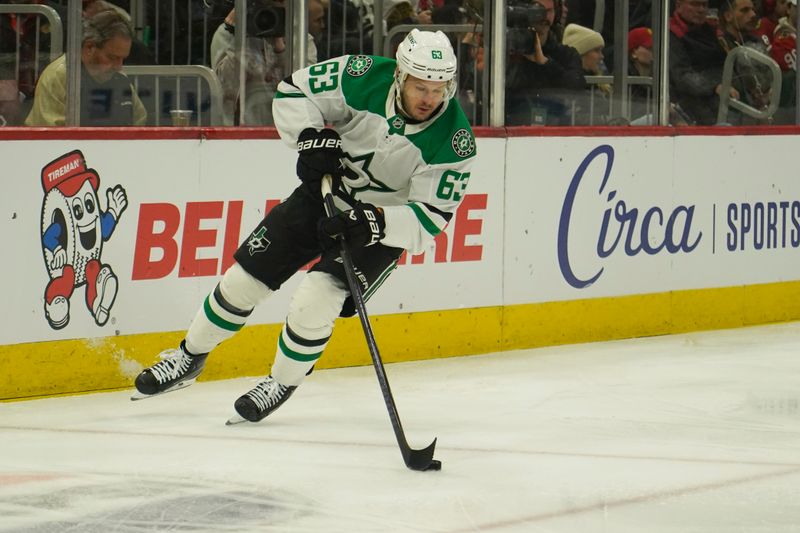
xmin=270 ymin=271 xmax=346 ymax=385
xmin=185 ymin=284 xmax=251 ymax=354
xmin=271 ymin=322 xmax=330 ymax=386
xmin=185 ymin=263 xmax=272 ymax=354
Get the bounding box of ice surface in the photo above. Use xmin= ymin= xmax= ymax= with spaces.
xmin=2 ymin=322 xmax=799 ymax=532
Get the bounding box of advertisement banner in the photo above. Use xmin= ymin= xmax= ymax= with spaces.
xmin=505 ymin=135 xmax=800 ymax=304
xmin=1 ymin=137 xmax=504 ymax=346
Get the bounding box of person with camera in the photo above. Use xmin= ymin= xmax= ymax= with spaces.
xmin=209 ymin=0 xmax=324 ymax=125
xmin=505 ymin=0 xmax=585 ymax=125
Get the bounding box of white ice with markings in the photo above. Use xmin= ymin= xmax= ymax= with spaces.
xmin=2 ymin=322 xmax=799 ymax=532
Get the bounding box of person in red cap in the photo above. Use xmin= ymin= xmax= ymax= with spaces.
xmin=628 ymin=27 xmax=654 ymax=122
xmin=628 ymin=27 xmax=653 ymax=78
xmin=40 ymin=149 xmax=128 ymax=329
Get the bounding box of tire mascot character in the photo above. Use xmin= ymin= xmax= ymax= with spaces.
xmin=40 ymin=150 xmax=127 ymax=329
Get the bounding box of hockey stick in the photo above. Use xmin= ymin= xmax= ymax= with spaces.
xmin=321 ymin=175 xmax=441 ymax=472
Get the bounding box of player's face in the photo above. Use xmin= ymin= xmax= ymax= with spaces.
xmin=82 ymin=35 xmax=131 ymax=82
xmin=401 ymin=75 xmax=449 ymax=121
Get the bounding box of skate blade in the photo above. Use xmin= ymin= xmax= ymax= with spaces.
xmin=225 ymin=414 xmax=249 ymax=425
xmin=130 ymin=379 xmax=196 ymax=401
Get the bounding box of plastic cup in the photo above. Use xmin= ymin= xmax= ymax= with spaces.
xmin=170 ymin=109 xmax=193 ymax=126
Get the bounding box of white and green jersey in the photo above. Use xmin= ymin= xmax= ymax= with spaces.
xmin=274 ymin=54 xmax=476 ymax=255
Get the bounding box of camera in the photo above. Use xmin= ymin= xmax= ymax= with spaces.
xmin=247 ymin=0 xmax=285 ymax=38
xmin=203 ymin=0 xmax=285 ymax=38
xmin=506 ymin=2 xmax=547 ymax=55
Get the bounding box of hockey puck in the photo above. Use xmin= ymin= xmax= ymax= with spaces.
xmin=426 ymin=460 xmax=442 ymax=471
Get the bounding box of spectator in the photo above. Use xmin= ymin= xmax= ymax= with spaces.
xmin=0 ymin=1 xmax=67 ymax=125
xmin=668 ymin=0 xmax=731 ymax=125
xmin=210 ymin=1 xmax=323 ymax=126
xmin=382 ymin=1 xmax=432 ymax=58
xmin=718 ymin=0 xmax=761 ymax=47
xmin=770 ymin=0 xmax=797 ymax=122
xmin=754 ymin=0 xmax=789 ymax=44
xmin=505 ymin=0 xmax=585 ymax=125
xmin=562 ymin=23 xmax=610 ymax=124
xmin=25 ymin=9 xmax=146 ymax=126
xmin=385 ymin=1 xmax=432 ymax=30
xmin=82 ymin=0 xmax=154 ymax=65
xmin=771 ymin=0 xmax=797 ymax=71
xmin=319 ymin=0 xmax=371 ymax=60
xmin=717 ymin=0 xmax=773 ymax=116
xmin=627 ymin=26 xmax=655 ymax=123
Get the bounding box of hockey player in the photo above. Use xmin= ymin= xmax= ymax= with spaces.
xmin=133 ymin=29 xmax=476 ymax=423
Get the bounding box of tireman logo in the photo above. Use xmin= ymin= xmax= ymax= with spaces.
xmin=451 ymin=129 xmax=475 ymax=158
xmin=346 ymin=55 xmax=373 ymax=76
xmin=40 ymin=150 xmax=127 ymax=329
xmin=432 ymin=50 xmax=443 ymax=59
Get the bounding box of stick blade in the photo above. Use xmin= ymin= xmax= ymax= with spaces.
xmin=404 ymin=438 xmax=440 ymax=471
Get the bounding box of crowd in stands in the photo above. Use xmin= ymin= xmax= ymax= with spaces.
xmin=0 ymin=0 xmax=797 ymax=127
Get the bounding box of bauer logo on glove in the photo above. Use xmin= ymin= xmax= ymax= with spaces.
xmin=319 ymin=202 xmax=386 ymax=249
xmin=297 ymin=136 xmax=342 ymax=151
xmin=296 ymin=128 xmax=345 ymax=197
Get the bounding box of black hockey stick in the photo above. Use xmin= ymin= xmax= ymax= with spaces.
xmin=321 ymin=175 xmax=441 ymax=472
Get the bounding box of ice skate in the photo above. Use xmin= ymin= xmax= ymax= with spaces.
xmin=227 ymin=375 xmax=297 ymax=424
xmin=132 ymin=342 xmax=208 ymax=400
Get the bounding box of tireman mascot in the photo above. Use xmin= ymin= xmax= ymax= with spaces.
xmin=133 ymin=29 xmax=477 ymax=425
xmin=41 ymin=150 xmax=127 ymax=329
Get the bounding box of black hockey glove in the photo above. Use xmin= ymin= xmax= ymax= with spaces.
xmin=296 ymin=127 xmax=344 ymax=196
xmin=319 ymin=202 xmax=386 ymax=249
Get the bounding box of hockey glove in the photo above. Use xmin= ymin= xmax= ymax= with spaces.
xmin=319 ymin=203 xmax=386 ymax=249
xmin=296 ymin=128 xmax=344 ymax=196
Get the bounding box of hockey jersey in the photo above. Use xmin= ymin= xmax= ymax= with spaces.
xmin=770 ymin=17 xmax=797 ymax=72
xmin=273 ymin=54 xmax=477 ymax=255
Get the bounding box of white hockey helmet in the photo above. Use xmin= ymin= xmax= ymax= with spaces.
xmin=395 ymin=29 xmax=458 ymax=109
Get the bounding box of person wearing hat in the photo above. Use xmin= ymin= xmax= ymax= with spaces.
xmin=25 ymin=9 xmax=146 ymax=126
xmin=562 ymin=23 xmax=605 ymax=74
xmin=562 ymin=23 xmax=610 ymax=124
xmin=628 ymin=27 xmax=654 ymax=123
xmin=628 ymin=27 xmax=654 ymax=78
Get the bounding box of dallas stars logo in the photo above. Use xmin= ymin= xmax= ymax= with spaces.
xmin=346 ymin=55 xmax=373 ymax=77
xmin=247 ymin=227 xmax=271 ymax=256
xmin=451 ymin=129 xmax=475 ymax=158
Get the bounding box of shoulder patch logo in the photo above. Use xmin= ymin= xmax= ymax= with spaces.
xmin=451 ymin=129 xmax=475 ymax=158
xmin=346 ymin=55 xmax=373 ymax=77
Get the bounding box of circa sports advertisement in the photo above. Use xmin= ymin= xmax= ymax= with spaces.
xmin=504 ymin=134 xmax=800 ymax=305
xmin=1 ymin=137 xmax=504 ymax=345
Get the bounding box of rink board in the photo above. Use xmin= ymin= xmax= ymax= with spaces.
xmin=2 ymin=128 xmax=800 ymax=399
